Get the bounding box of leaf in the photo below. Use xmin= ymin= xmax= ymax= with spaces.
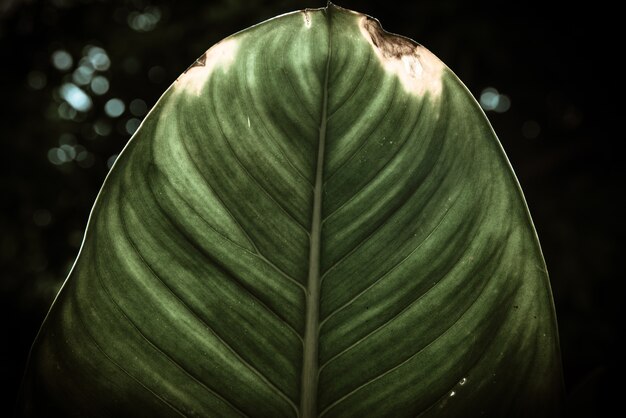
xmin=19 ymin=4 xmax=563 ymax=417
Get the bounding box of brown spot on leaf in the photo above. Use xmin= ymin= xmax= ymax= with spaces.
xmin=358 ymin=15 xmax=444 ymax=97
xmin=302 ymin=9 xmax=311 ymax=28
xmin=183 ymin=53 xmax=207 ymax=74
xmin=362 ymin=17 xmax=419 ymax=60
xmin=177 ymin=38 xmax=239 ymax=95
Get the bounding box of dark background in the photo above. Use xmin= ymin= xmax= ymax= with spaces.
xmin=0 ymin=0 xmax=622 ymax=416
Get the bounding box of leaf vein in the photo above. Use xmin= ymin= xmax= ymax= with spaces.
xmin=323 ymin=68 xmax=395 ymax=187
xmin=146 ymin=165 xmax=306 ymax=332
xmin=92 ymin=229 xmax=248 ymax=417
xmin=117 ymin=212 xmax=299 ymax=414
xmin=258 ymin=67 xmax=317 ymax=187
xmin=74 ymin=298 xmax=192 ymax=418
xmin=319 ymin=192 xmax=460 ymax=330
xmin=173 ymin=119 xmax=261 ymax=255
xmin=320 ymin=101 xmax=428 ymax=282
xmin=321 ymin=89 xmax=424 ymax=224
xmin=140 ymin=175 xmax=305 ymax=341
xmin=326 ymin=50 xmax=371 ymax=121
xmin=211 ymin=97 xmax=310 ymax=235
xmin=318 ymin=254 xmax=496 ymax=417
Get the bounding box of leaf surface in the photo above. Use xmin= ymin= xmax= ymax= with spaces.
xmin=20 ymin=5 xmax=562 ymax=417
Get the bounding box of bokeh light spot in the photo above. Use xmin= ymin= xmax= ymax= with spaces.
xmin=76 ymin=151 xmax=95 ymax=168
xmin=52 ymin=50 xmax=73 ymax=71
xmin=104 ymin=98 xmax=125 ymax=117
xmin=72 ymin=64 xmax=95 ymax=86
xmin=47 ymin=148 xmax=62 ymax=165
xmin=127 ymin=7 xmax=162 ymax=32
xmin=60 ymin=144 xmax=77 ymax=160
xmin=90 ymin=75 xmax=109 ymax=95
xmin=495 ymin=95 xmax=511 ymax=113
xmin=129 ymin=98 xmax=148 ymax=116
xmin=94 ymin=119 xmax=112 ymax=136
xmin=47 ymin=147 xmax=70 ymax=165
xmin=480 ymin=87 xmax=511 ymax=113
xmin=27 ymin=71 xmax=47 ymax=90
xmin=60 ymin=83 xmax=92 ymax=112
xmin=57 ymin=102 xmax=77 ymax=120
xmin=480 ymin=87 xmax=499 ymax=111
xmin=125 ymin=118 xmax=142 ymax=135
xmin=87 ymin=46 xmax=111 ymax=71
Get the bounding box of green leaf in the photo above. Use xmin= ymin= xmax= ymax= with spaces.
xmin=19 ymin=4 xmax=563 ymax=417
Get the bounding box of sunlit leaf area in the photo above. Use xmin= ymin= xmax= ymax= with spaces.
xmin=0 ymin=0 xmax=621 ymax=416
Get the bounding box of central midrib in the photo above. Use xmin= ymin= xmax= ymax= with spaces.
xmin=299 ymin=9 xmax=332 ymax=418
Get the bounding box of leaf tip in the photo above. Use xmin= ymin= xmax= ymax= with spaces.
xmin=358 ymin=15 xmax=445 ymax=98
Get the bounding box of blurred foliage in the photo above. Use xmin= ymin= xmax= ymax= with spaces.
xmin=0 ymin=0 xmax=622 ymax=415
